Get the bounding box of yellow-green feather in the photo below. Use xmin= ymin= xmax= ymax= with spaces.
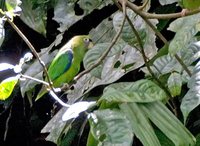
xmin=36 ymin=35 xmax=92 ymax=100
xmin=182 ymin=0 xmax=200 ymax=9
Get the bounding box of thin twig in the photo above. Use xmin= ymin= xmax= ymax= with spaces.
xmin=118 ymin=0 xmax=192 ymax=77
xmin=124 ymin=0 xmax=200 ymax=19
xmin=20 ymin=74 xmax=49 ymax=86
xmin=117 ymin=0 xmax=178 ymax=115
xmin=6 ymin=18 xmax=53 ymax=89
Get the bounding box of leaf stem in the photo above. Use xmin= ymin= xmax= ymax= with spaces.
xmin=6 ymin=18 xmax=54 ymax=89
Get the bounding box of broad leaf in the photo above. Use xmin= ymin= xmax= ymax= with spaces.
xmin=62 ymin=101 xmax=96 ymax=121
xmin=168 ymin=13 xmax=200 ymax=55
xmin=89 ymin=17 xmax=116 ymax=43
xmin=140 ymin=101 xmax=196 ymax=146
xmin=20 ymin=0 xmax=46 ymax=35
xmin=167 ymin=72 xmax=182 ymax=97
xmin=89 ymin=109 xmax=133 ymax=146
xmin=120 ymin=103 xmax=161 ymax=146
xmin=0 ymin=63 xmax=14 ymax=71
xmin=0 ymin=76 xmax=18 ymax=100
xmin=53 ymin=0 xmax=113 ymax=32
xmin=113 ymin=9 xmax=158 ymax=59
xmin=100 ymin=79 xmax=167 ymax=103
xmin=181 ymin=60 xmax=200 ymax=123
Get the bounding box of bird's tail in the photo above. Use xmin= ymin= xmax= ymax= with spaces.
xmin=35 ymin=85 xmax=48 ymax=101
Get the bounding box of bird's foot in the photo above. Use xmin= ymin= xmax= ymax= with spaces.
xmin=181 ymin=9 xmax=189 ymax=17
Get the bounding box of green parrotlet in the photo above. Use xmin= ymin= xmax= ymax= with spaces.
xmin=36 ymin=35 xmax=93 ymax=100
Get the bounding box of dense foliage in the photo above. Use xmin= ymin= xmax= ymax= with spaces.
xmin=0 ymin=0 xmax=200 ymax=146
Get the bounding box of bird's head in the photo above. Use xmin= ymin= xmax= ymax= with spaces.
xmin=70 ymin=35 xmax=93 ymax=55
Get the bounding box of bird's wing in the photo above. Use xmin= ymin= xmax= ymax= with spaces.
xmin=48 ymin=49 xmax=73 ymax=81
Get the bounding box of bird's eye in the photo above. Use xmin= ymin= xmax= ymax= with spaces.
xmin=83 ymin=38 xmax=92 ymax=43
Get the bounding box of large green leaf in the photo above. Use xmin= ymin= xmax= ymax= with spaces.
xmin=113 ymin=9 xmax=158 ymax=59
xmin=167 ymin=72 xmax=182 ymax=97
xmin=0 ymin=76 xmax=19 ymax=100
xmin=168 ymin=13 xmax=200 ymax=55
xmin=89 ymin=17 xmax=116 ymax=43
xmin=140 ymin=101 xmax=196 ymax=146
xmin=142 ymin=54 xmax=180 ymax=76
xmin=181 ymin=60 xmax=200 ymax=123
xmin=89 ymin=109 xmax=133 ymax=146
xmin=100 ymin=79 xmax=167 ymax=103
xmin=20 ymin=0 xmax=46 ymax=35
xmin=53 ymin=0 xmax=113 ymax=32
xmin=120 ymin=103 xmax=161 ymax=146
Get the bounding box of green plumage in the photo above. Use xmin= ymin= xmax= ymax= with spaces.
xmin=36 ymin=35 xmax=93 ymax=100
xmin=181 ymin=0 xmax=200 ymax=9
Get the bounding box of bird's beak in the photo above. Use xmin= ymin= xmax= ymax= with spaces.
xmin=88 ymin=42 xmax=93 ymax=49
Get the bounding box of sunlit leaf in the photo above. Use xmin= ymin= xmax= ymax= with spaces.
xmin=62 ymin=101 xmax=96 ymax=121
xmin=168 ymin=13 xmax=200 ymax=55
xmin=167 ymin=72 xmax=182 ymax=97
xmin=100 ymin=79 xmax=167 ymax=103
xmin=0 ymin=63 xmax=14 ymax=71
xmin=5 ymin=0 xmax=21 ymax=11
xmin=89 ymin=109 xmax=133 ymax=146
xmin=0 ymin=76 xmax=19 ymax=100
xmin=181 ymin=61 xmax=200 ymax=123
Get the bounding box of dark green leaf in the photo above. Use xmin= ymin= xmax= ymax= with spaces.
xmin=100 ymin=79 xmax=167 ymax=103
xmin=89 ymin=109 xmax=133 ymax=146
xmin=120 ymin=103 xmax=161 ymax=146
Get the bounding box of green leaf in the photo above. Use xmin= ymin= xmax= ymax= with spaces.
xmin=83 ymin=42 xmax=125 ymax=78
xmin=20 ymin=0 xmax=46 ymax=35
xmin=100 ymin=79 xmax=167 ymax=103
xmin=155 ymin=129 xmax=174 ymax=146
xmin=140 ymin=101 xmax=196 ymax=146
xmin=87 ymin=131 xmax=99 ymax=146
xmin=113 ymin=9 xmax=158 ymax=59
xmin=89 ymin=109 xmax=133 ymax=146
xmin=120 ymin=103 xmax=161 ymax=146
xmin=5 ymin=0 xmax=21 ymax=11
xmin=0 ymin=76 xmax=19 ymax=100
xmin=168 ymin=13 xmax=200 ymax=55
xmin=78 ymin=0 xmax=113 ymax=13
xmin=89 ymin=17 xmax=116 ymax=43
xmin=181 ymin=61 xmax=200 ymax=123
xmin=53 ymin=0 xmax=113 ymax=32
xmin=142 ymin=54 xmax=180 ymax=76
xmin=167 ymin=72 xmax=182 ymax=97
